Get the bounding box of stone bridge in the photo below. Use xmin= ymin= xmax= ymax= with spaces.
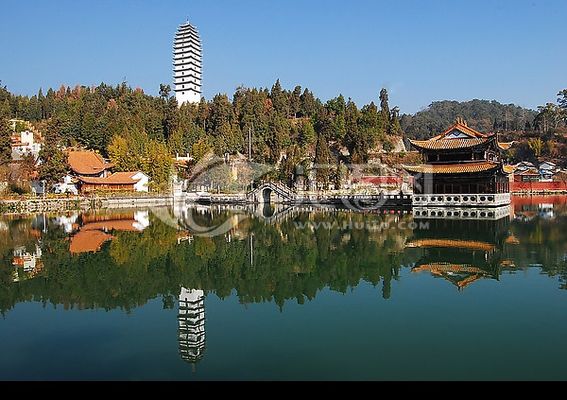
xmin=246 ymin=181 xmax=296 ymax=204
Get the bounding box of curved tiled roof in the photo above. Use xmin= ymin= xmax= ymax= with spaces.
xmin=432 ymin=121 xmax=489 ymax=140
xmin=409 ymin=138 xmax=489 ymax=150
xmin=68 ymin=151 xmax=113 ymax=176
xmin=69 ymin=230 xmax=113 ymax=254
xmin=412 ymin=263 xmax=487 ymax=274
xmin=498 ymin=142 xmax=514 ymax=150
xmin=82 ymin=220 xmax=140 ymax=232
xmin=411 ymin=120 xmax=513 ymax=152
xmin=402 ymin=161 xmax=499 ymax=174
xmin=406 ymin=239 xmax=495 ymax=252
xmin=78 ymin=172 xmax=142 ymax=185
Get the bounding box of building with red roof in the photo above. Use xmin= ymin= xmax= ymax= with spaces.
xmin=403 ymin=118 xmax=513 ymax=207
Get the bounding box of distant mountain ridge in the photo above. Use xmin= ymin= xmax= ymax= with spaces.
xmin=400 ymin=99 xmax=537 ymax=139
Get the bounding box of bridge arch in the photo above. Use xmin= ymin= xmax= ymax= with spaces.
xmin=247 ymin=182 xmax=296 ymax=204
xmin=262 ymin=187 xmax=273 ymax=203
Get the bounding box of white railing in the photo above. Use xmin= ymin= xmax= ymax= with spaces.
xmin=413 ymin=205 xmax=511 ymax=220
xmin=412 ymin=193 xmax=510 ymax=207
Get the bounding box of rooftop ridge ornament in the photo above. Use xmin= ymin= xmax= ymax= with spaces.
xmin=455 ymin=116 xmax=468 ymax=126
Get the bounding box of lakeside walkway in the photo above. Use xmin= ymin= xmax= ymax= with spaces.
xmin=0 ymin=194 xmax=174 ymax=214
xmin=1 ymin=189 xmax=566 ymax=215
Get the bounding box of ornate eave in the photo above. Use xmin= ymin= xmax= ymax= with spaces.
xmin=402 ymin=161 xmax=500 ymax=175
xmin=408 ymin=138 xmax=491 ymax=151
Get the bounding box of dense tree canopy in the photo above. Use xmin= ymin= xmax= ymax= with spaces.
xmin=400 ymin=99 xmax=538 ymax=139
xmin=0 ymin=82 xmax=401 ymax=169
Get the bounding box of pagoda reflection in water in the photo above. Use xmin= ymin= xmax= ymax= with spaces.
xmin=178 ymin=288 xmax=206 ymax=366
xmin=408 ymin=211 xmax=515 ymax=290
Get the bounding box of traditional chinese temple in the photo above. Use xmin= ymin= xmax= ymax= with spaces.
xmin=403 ymin=118 xmax=514 ymax=207
xmin=406 ymin=218 xmax=516 ymax=290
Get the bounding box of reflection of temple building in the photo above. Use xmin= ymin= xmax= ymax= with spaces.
xmin=413 ymin=205 xmax=511 ymax=220
xmin=178 ymin=288 xmax=206 ymax=366
xmin=407 ymin=218 xmax=512 ymax=290
xmin=12 ymin=244 xmax=43 ymax=282
xmin=69 ymin=211 xmax=150 ymax=254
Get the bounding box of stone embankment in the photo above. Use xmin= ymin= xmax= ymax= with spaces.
xmin=0 ymin=195 xmax=173 ymax=214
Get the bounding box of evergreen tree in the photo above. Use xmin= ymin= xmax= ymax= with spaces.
xmin=379 ymin=88 xmax=390 ymax=129
xmin=163 ymin=96 xmax=179 ymax=140
xmin=300 ymin=88 xmax=318 ymax=117
xmin=327 ymin=95 xmax=347 ymax=141
xmin=389 ymin=106 xmax=403 ymax=136
xmin=192 ymin=138 xmax=213 ymax=161
xmin=38 ymin=137 xmax=67 ymax=186
xmin=334 ymin=161 xmax=347 ymax=190
xmin=314 ymin=133 xmax=332 ymax=190
xmin=270 ymin=79 xmax=290 ymax=117
xmin=290 ymin=85 xmax=302 ymax=117
xmin=558 ymin=89 xmax=567 ymax=124
xmin=299 ymin=120 xmax=316 ymax=147
xmin=0 ymin=114 xmax=11 ymax=166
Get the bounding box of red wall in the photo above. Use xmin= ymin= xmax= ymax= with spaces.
xmin=512 ymin=181 xmax=567 ymax=192
xmin=512 ymin=195 xmax=567 ymax=207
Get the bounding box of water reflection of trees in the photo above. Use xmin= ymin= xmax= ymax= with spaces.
xmin=0 ymin=210 xmax=413 ymax=313
xmin=1 ymin=206 xmax=567 ymax=314
xmin=508 ymin=215 xmax=567 ymax=289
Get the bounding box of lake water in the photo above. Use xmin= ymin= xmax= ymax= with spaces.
xmin=1 ymin=197 xmax=566 ymax=380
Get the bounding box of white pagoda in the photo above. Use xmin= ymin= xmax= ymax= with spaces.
xmin=173 ymin=20 xmax=202 ymax=105
xmin=178 ymin=287 xmax=206 ymax=365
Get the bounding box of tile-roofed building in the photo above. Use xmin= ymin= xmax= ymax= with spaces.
xmin=69 ymin=211 xmax=150 ymax=254
xmin=403 ymin=118 xmax=513 ymax=207
xmin=411 ymin=262 xmax=489 ymax=290
xmin=67 ymin=150 xmax=113 ymax=177
xmin=405 ymin=218 xmax=510 ymax=290
xmin=69 ymin=230 xmax=114 ymax=254
xmin=76 ymin=171 xmax=149 ymax=193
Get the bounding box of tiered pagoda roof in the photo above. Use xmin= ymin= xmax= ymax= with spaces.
xmin=404 ymin=161 xmax=500 ymax=175
xmin=411 ymin=262 xmax=490 ymax=290
xmin=406 ymin=238 xmax=496 ymax=252
xmin=403 ymin=118 xmax=514 ymax=176
xmin=407 ymin=118 xmax=513 ymax=152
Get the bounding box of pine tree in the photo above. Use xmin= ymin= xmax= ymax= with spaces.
xmin=299 ymin=120 xmax=316 ymax=147
xmin=38 ymin=137 xmax=68 ymax=186
xmin=389 ymin=106 xmax=403 ymax=136
xmin=314 ymin=133 xmax=331 ymax=190
xmin=270 ymin=79 xmax=290 ymax=117
xmin=290 ymin=85 xmax=302 ymax=118
xmin=0 ymin=114 xmax=11 ymax=165
xmin=558 ymin=89 xmax=567 ymax=124
xmin=379 ymin=88 xmax=390 ymax=130
xmin=334 ymin=161 xmax=347 ymax=190
xmin=163 ymin=96 xmax=179 ymax=140
xmin=300 ymin=88 xmax=318 ymax=117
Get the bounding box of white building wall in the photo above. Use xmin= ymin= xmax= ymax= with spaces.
xmin=132 ymin=172 xmax=149 ymax=192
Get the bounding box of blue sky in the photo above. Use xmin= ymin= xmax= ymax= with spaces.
xmin=0 ymin=0 xmax=565 ymax=113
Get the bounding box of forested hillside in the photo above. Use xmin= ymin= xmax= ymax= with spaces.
xmin=400 ymin=99 xmax=537 ymax=140
xmin=0 ymin=81 xmax=407 ymax=189
xmin=2 ymin=80 xmax=567 ymax=190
